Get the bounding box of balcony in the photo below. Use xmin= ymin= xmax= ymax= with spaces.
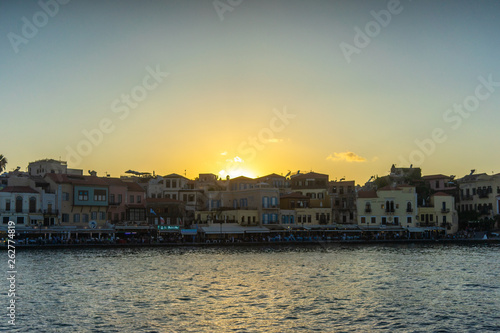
xmin=365 ymin=208 xmax=372 ymax=213
xmin=461 ymin=195 xmax=473 ymax=201
xmin=441 ymin=208 xmax=450 ymax=214
xmin=406 ymin=208 xmax=413 ymax=213
xmin=478 ymin=192 xmax=489 ymax=199
xmin=43 ymin=209 xmax=59 ymax=215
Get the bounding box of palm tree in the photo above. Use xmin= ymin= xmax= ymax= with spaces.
xmin=0 ymin=155 xmax=7 ymax=173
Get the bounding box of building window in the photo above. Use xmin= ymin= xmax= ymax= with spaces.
xmin=371 ymin=217 xmax=376 ymax=224
xmin=78 ymin=190 xmax=89 ymax=201
xmin=82 ymin=214 xmax=89 ymax=223
xmin=74 ymin=214 xmax=80 ymax=223
xmin=94 ymin=189 xmax=106 ymax=202
xmin=394 ymin=217 xmax=399 ymax=225
xmin=407 ymin=216 xmax=412 ymax=224
xmin=3 ymin=217 xmax=9 ymax=224
xmin=137 ymin=195 xmax=142 ymax=203
xmin=381 ymin=217 xmax=387 ymax=225
xmin=62 ymin=192 xmax=70 ymax=201
xmin=62 ymin=214 xmax=69 ymax=223
xmin=16 ymin=196 xmax=23 ymax=213
xmin=172 ymin=180 xmax=177 ymax=188
xmin=308 ymin=215 xmax=312 ymax=223
xmin=109 ymin=194 xmax=115 ymax=203
xmin=5 ymin=200 xmax=10 ymax=211
xmin=91 ymin=212 xmax=97 ymax=220
xmin=262 ymin=196 xmax=269 ymax=208
xmin=17 ymin=217 xmax=24 ymax=224
xmin=29 ymin=197 xmax=37 ymax=213
xmin=127 ymin=208 xmax=145 ymax=221
xmin=99 ymin=212 xmax=106 ymax=220
xmin=118 ymin=194 xmax=122 ymax=203
xmin=361 ymin=217 xmax=366 ymax=224
xmin=130 ymin=195 xmax=134 ymax=204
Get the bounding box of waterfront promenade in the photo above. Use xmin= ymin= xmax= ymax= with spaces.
xmin=5 ymin=233 xmax=500 ymax=250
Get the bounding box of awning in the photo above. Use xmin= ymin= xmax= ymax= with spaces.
xmin=201 ymin=224 xmax=245 ymax=234
xmin=243 ymin=226 xmax=270 ymax=233
xmin=181 ymin=229 xmax=197 ymax=235
xmin=359 ymin=226 xmax=406 ymax=232
xmin=407 ymin=227 xmax=425 ymax=232
xmin=422 ymin=226 xmax=446 ymax=231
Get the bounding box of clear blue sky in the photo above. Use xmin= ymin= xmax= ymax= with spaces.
xmin=1 ymin=0 xmax=499 ymax=181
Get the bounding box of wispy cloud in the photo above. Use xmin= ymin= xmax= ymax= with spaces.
xmin=267 ymin=138 xmax=284 ymax=143
xmin=327 ymin=151 xmax=367 ymax=163
xmin=226 ymin=156 xmax=244 ymax=163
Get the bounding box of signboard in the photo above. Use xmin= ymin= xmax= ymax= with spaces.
xmin=157 ymin=225 xmax=180 ymax=231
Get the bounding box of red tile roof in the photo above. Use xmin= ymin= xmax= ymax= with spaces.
xmin=45 ymin=173 xmax=110 ymax=186
xmin=0 ymin=186 xmax=39 ymax=194
xmin=256 ymin=173 xmax=285 ymax=180
xmin=46 ymin=174 xmax=145 ymax=192
xmin=433 ymin=192 xmax=451 ymax=197
xmin=230 ymin=176 xmax=255 ymax=181
xmin=292 ymin=172 xmax=329 ymax=180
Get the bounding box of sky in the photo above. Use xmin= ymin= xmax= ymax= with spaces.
xmin=1 ymin=0 xmax=500 ymax=183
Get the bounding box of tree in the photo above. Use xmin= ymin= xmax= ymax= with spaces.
xmin=0 ymin=155 xmax=7 ymax=173
xmin=373 ymin=176 xmax=390 ymax=189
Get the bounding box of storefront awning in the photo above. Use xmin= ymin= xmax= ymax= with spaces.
xmin=201 ymin=224 xmax=245 ymax=234
xmin=181 ymin=229 xmax=197 ymax=235
xmin=243 ymin=226 xmax=270 ymax=233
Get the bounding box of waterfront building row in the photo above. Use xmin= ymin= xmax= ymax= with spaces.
xmin=1 ymin=159 xmax=499 ymax=239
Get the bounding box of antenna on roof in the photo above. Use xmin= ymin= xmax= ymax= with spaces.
xmin=470 ymin=169 xmax=475 ymax=175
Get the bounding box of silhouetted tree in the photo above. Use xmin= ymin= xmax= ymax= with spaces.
xmin=0 ymin=155 xmax=7 ymax=173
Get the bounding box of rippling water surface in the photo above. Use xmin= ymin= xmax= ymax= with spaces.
xmin=4 ymin=244 xmax=500 ymax=332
